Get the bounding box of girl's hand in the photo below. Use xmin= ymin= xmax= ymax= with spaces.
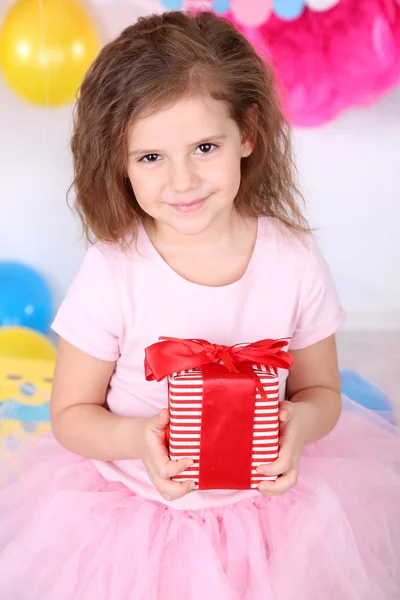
xmin=138 ymin=409 xmax=196 ymax=501
xmin=256 ymin=401 xmax=304 ymax=496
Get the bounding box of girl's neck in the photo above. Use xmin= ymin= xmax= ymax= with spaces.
xmin=143 ymin=208 xmax=250 ymax=252
xmin=142 ymin=209 xmax=258 ymax=287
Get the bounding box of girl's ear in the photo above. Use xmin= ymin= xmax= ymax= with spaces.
xmin=241 ymin=104 xmax=259 ymax=158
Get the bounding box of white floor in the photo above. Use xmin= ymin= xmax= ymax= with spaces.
xmin=337 ymin=331 xmax=400 ymax=418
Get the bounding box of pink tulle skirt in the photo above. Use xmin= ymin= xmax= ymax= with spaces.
xmin=0 ymin=397 xmax=399 ymax=600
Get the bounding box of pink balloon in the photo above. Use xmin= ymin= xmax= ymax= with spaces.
xmin=231 ymin=0 xmax=273 ymax=27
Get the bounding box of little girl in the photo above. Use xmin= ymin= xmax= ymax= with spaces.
xmin=1 ymin=10 xmax=399 ymax=600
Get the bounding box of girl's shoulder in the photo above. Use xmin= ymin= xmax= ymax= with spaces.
xmin=257 ymin=216 xmax=320 ymax=268
xmin=258 ymin=218 xmax=345 ymax=350
xmin=90 ymin=231 xmax=147 ymax=274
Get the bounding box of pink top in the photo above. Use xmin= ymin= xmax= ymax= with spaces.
xmin=51 ymin=217 xmax=345 ymax=510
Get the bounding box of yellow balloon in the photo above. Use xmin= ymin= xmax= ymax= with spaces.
xmin=0 ymin=0 xmax=100 ymax=107
xmin=0 ymin=327 xmax=57 ymax=360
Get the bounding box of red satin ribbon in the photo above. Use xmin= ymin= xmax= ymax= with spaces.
xmin=145 ymin=337 xmax=294 ymax=380
xmin=145 ymin=338 xmax=294 ymax=490
xmin=199 ymin=362 xmax=258 ymax=489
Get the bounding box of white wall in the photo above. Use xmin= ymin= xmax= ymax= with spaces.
xmin=293 ymin=86 xmax=400 ymax=330
xmin=1 ymin=0 xmax=399 ymax=330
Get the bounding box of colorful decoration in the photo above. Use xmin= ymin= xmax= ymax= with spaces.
xmin=231 ymin=0 xmax=272 ymax=27
xmin=305 ymin=0 xmax=340 ymax=11
xmin=272 ymin=0 xmax=305 ymax=20
xmin=228 ymin=0 xmax=400 ymax=126
xmin=0 ymin=262 xmax=53 ymax=333
xmin=0 ymin=358 xmax=53 ymax=462
xmin=161 ymin=0 xmax=183 ymax=8
xmin=0 ymin=0 xmax=100 ymax=107
xmin=213 ymin=0 xmax=231 ymax=13
xmin=340 ymin=369 xmax=396 ymax=424
xmin=0 ymin=327 xmax=57 ymax=360
xmin=164 ymin=0 xmax=343 ymax=22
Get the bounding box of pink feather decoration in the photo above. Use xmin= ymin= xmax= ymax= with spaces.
xmin=227 ymin=0 xmax=400 ymax=126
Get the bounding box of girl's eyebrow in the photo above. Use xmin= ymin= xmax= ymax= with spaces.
xmin=128 ymin=134 xmax=227 ymax=157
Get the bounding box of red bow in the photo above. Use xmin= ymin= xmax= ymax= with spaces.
xmin=145 ymin=337 xmax=294 ymax=382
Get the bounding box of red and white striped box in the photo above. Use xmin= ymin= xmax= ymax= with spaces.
xmin=167 ymin=364 xmax=280 ymax=490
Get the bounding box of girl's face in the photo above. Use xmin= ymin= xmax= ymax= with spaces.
xmin=126 ymin=96 xmax=253 ymax=238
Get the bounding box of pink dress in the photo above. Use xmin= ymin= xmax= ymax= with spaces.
xmin=0 ymin=217 xmax=399 ymax=599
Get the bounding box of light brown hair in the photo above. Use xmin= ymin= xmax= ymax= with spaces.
xmin=70 ymin=10 xmax=308 ymax=244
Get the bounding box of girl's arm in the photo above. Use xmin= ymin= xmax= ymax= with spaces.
xmin=50 ymin=338 xmax=145 ymax=460
xmin=256 ymin=335 xmax=342 ymax=495
xmin=286 ymin=334 xmax=342 ymax=443
xmin=51 ymin=338 xmax=195 ymax=501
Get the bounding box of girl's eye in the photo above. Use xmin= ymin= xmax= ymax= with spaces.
xmin=139 ymin=154 xmax=160 ymax=163
xmin=195 ymin=143 xmax=216 ymax=155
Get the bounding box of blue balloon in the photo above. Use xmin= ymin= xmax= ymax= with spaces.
xmin=273 ymin=0 xmax=305 ymax=20
xmin=160 ymin=0 xmax=183 ymax=9
xmin=213 ymin=0 xmax=231 ymax=14
xmin=0 ymin=262 xmax=53 ymax=334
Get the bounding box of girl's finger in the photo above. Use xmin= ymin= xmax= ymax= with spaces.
xmin=257 ymin=456 xmax=291 ymax=477
xmin=258 ymin=469 xmax=299 ymax=496
xmin=147 ymin=408 xmax=170 ymax=434
xmin=148 ymin=428 xmax=193 ymax=479
xmin=159 ymin=456 xmax=194 ymax=479
xmin=279 ymin=401 xmax=293 ymax=424
xmin=155 ymin=477 xmax=196 ymax=501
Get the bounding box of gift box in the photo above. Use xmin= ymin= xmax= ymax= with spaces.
xmin=145 ymin=338 xmax=294 ymax=491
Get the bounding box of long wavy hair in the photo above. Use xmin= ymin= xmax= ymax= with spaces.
xmin=70 ymin=10 xmax=308 ymax=245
